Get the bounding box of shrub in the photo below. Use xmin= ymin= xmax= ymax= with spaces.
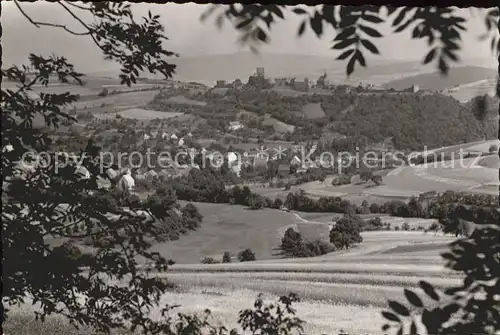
xmin=369 ymin=203 xmax=380 ymax=213
xmin=222 ymin=252 xmax=232 ymax=263
xmin=273 ymin=197 xmax=284 ymax=209
xmin=402 ymin=221 xmax=410 ymax=231
xmin=303 ymin=239 xmax=335 ymax=256
xmin=371 ymin=174 xmax=383 ymax=185
xmin=201 ymin=256 xmax=220 ymax=264
xmin=428 ymin=221 xmax=440 ymax=232
xmin=53 ymin=242 xmax=83 ymax=261
xmin=238 ymin=248 xmax=256 ymax=262
xmin=329 ymin=214 xmax=363 ymax=249
xmin=280 ymin=228 xmax=304 ymax=256
xmin=363 ymin=217 xmax=384 ymax=231
xmin=394 ymin=226 xmax=400 ymax=231
xmin=488 ymin=144 xmax=498 ymax=153
xmin=98 ymin=87 xmax=109 ymax=97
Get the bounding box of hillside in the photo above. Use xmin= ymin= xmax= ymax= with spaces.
xmin=324 ymin=93 xmax=497 ymax=150
xmin=383 ymin=66 xmax=497 ymax=91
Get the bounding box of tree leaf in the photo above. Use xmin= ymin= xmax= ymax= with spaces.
xmin=423 ymin=47 xmax=437 ymax=64
xmin=381 ymin=311 xmax=401 ymax=322
xmin=356 ymin=50 xmax=366 ymax=67
xmin=362 ymin=14 xmax=384 ymax=24
xmin=334 ymin=26 xmax=356 ymax=41
xmin=310 ymin=13 xmax=323 ymax=37
xmin=292 ymin=8 xmax=307 ymax=15
xmin=382 ymin=324 xmax=390 ymax=331
xmin=332 ymin=38 xmax=358 ymax=50
xmin=388 ymin=300 xmax=410 ymax=316
xmin=360 ymin=39 xmax=379 ymax=54
xmin=256 ymin=28 xmax=268 ymax=43
xmin=438 ymin=57 xmax=449 ymax=75
xmin=358 ymin=24 xmax=382 ymax=38
xmin=410 ymin=321 xmax=418 ymax=335
xmin=236 ymin=18 xmax=253 ymax=30
xmin=392 ymin=8 xmax=409 ymax=26
xmin=419 ymin=280 xmax=440 ymax=301
xmin=443 ymin=48 xmax=459 ymax=62
xmin=297 ymin=21 xmax=306 ymax=36
xmin=397 ymin=326 xmax=403 ymax=335
xmin=336 ymin=49 xmax=355 ymax=60
xmin=346 ymin=54 xmax=356 ymax=77
xmin=404 ymin=289 xmax=423 ymax=308
xmin=394 ymin=18 xmax=413 ymax=33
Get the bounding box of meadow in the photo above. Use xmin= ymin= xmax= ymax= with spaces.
xmin=94 ymin=108 xmax=184 ymax=120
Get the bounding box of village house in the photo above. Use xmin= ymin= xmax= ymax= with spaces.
xmin=290 ymin=155 xmax=302 ymax=166
xmin=215 ymin=80 xmax=227 ymax=88
xmin=315 ymin=72 xmax=328 ymax=88
xmin=253 ymin=155 xmax=268 ymax=171
xmin=228 ymin=121 xmax=244 ymax=131
xmin=277 ymin=163 xmax=291 ymax=177
xmin=145 ymin=169 xmax=159 ymax=181
xmin=291 ymin=77 xmax=309 ymax=92
xmin=232 ymin=78 xmax=243 ymax=89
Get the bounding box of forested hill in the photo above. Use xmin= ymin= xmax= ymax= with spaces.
xmin=321 ymin=93 xmax=496 ymax=151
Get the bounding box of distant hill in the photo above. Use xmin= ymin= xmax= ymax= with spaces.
xmin=383 ymin=66 xmax=497 ymax=92
xmin=90 ymin=52 xmax=438 ymax=87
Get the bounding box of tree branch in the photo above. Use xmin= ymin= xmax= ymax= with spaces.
xmin=58 ymin=2 xmax=123 ymax=59
xmin=14 ymin=0 xmax=91 ymax=36
xmin=63 ymin=1 xmax=93 ymax=12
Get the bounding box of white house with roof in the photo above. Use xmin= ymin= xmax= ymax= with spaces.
xmin=116 ymin=174 xmax=135 ymax=192
xmin=106 ymin=168 xmax=118 ymax=180
xmin=290 ymin=155 xmax=301 ymax=166
xmin=3 ymin=144 xmax=14 ymax=153
xmin=178 ymin=138 xmax=185 ymax=147
xmin=161 ymin=132 xmax=169 ymax=140
xmin=228 ymin=121 xmax=244 ymax=131
xmin=75 ymin=165 xmax=90 ymax=180
xmin=227 ymin=152 xmax=239 ymax=166
xmin=143 ymin=133 xmax=151 ymax=141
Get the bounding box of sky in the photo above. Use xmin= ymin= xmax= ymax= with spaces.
xmin=2 ymin=2 xmax=498 ymax=72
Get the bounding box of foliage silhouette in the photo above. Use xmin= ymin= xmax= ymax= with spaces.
xmin=3 ymin=2 xmax=500 ymax=335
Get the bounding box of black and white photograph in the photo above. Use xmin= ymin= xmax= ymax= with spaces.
xmin=2 ymin=2 xmax=500 ymax=335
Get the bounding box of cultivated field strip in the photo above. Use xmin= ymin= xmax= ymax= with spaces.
xmin=168 ymin=262 xmax=456 ymax=277
xmin=167 ymin=276 xmax=447 ymax=308
xmin=164 ymin=272 xmax=462 ymax=289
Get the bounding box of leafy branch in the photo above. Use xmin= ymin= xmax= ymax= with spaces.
xmin=204 ymin=5 xmax=499 ymax=77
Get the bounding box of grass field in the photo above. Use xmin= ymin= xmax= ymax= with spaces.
xmin=6 ymin=200 xmax=460 ymax=335
xmin=166 ymin=94 xmax=207 ymax=106
xmin=302 ymin=103 xmax=326 ymax=119
xmin=94 ymin=108 xmax=184 ymax=120
xmin=70 ymin=90 xmax=161 ymax=111
xmin=262 ymin=114 xmax=295 ymax=133
xmin=149 ymin=203 xmax=298 ymax=263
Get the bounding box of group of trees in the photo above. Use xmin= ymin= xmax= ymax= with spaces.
xmin=170 ymin=166 xmax=498 ymax=239
xmin=280 ymin=228 xmax=335 ymax=257
xmin=325 ymin=94 xmax=496 ymax=151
